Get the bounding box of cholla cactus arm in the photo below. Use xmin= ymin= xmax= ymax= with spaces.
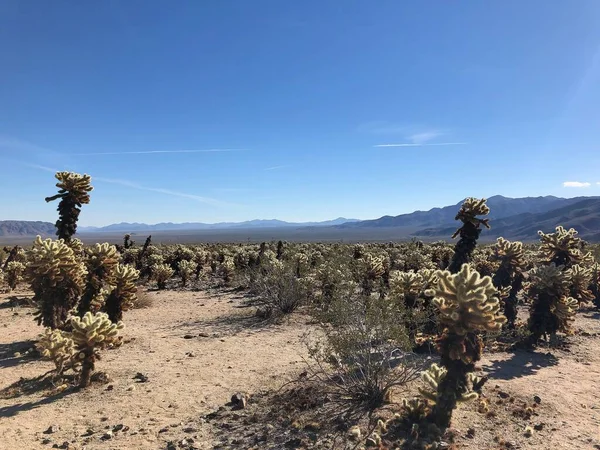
xmin=36 ymin=328 xmax=76 ymax=375
xmin=70 ymin=312 xmax=123 ymax=388
xmin=27 ymin=236 xmax=87 ymax=329
xmin=178 ymin=259 xmax=197 ymax=287
xmin=448 ymin=198 xmax=490 ymax=274
xmin=104 ymin=264 xmax=140 ymax=322
xmin=45 ymin=172 xmax=93 ymax=242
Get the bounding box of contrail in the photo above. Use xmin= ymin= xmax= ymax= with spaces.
xmin=374 ymin=142 xmax=468 ymax=148
xmin=73 ymin=149 xmax=246 ymax=155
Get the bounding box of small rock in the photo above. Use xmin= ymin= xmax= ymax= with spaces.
xmin=183 ymin=427 xmax=198 ymax=433
xmin=534 ymin=423 xmax=545 ymax=431
xmin=133 ymin=372 xmax=149 ymax=383
xmin=100 ymin=431 xmax=113 ymax=440
xmin=165 ymin=441 xmax=177 ymax=450
xmin=113 ymin=424 xmax=124 ymax=432
xmin=183 ymin=334 xmax=194 ymax=339
xmin=44 ymin=425 xmax=60 ymax=434
xmin=81 ymin=429 xmax=94 ymax=437
xmin=158 ymin=427 xmax=169 ymax=433
xmin=533 ymin=395 xmax=542 ymax=404
xmin=230 ymin=392 xmax=247 ymax=409
xmin=106 ymin=385 xmax=114 ymax=391
xmin=466 ymin=428 xmax=476 ymax=439
xmin=186 ymin=352 xmax=196 ymax=357
xmin=42 ymin=438 xmax=52 ymax=445
xmin=498 ymin=391 xmax=510 ymax=399
xmin=127 ymin=385 xmax=136 ymax=391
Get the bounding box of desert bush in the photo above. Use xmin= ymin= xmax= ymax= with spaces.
xmin=252 ymin=262 xmax=310 ymax=317
xmin=27 ymin=236 xmax=87 ymax=329
xmin=44 ymin=171 xmax=93 ymax=242
xmin=305 ymin=293 xmax=421 ymax=409
xmin=151 ymin=263 xmax=174 ymax=289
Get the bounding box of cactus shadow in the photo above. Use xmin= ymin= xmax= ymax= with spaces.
xmin=0 ymin=387 xmax=74 ymax=418
xmin=0 ymin=295 xmax=34 ymax=309
xmin=182 ymin=312 xmax=273 ymax=337
xmin=0 ymin=339 xmax=39 ymax=369
xmin=482 ymin=350 xmax=558 ymax=380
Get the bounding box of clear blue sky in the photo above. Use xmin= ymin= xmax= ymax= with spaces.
xmin=1 ymin=1 xmax=600 ymax=226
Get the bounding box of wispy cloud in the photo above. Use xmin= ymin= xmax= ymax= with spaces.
xmin=23 ymin=163 xmax=239 ymax=208
xmin=93 ymin=176 xmax=239 ymax=207
xmin=408 ymin=131 xmax=442 ymax=145
xmin=72 ymin=149 xmax=245 ymax=156
xmin=374 ymin=142 xmax=467 ymax=148
xmin=264 ymin=165 xmax=291 ymax=171
xmin=357 ymin=121 xmax=408 ymax=135
xmin=563 ymin=181 xmax=591 ymax=188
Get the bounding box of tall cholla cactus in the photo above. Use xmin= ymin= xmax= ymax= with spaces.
xmin=566 ymin=264 xmax=595 ymax=304
xmin=492 ymin=237 xmax=526 ymax=328
xmin=425 ymin=263 xmax=505 ymax=428
xmin=27 ymin=236 xmax=87 ymax=329
xmin=527 ymin=264 xmax=578 ymax=344
xmin=78 ymin=243 xmax=119 ymax=317
xmin=45 ymin=172 xmax=93 ymax=242
xmin=71 ymin=312 xmax=123 ymax=388
xmin=104 ymin=264 xmax=139 ymax=323
xmin=447 ymin=198 xmax=490 ymax=274
xmin=538 ymin=226 xmax=593 ymax=268
xmin=360 ymin=254 xmax=386 ymax=296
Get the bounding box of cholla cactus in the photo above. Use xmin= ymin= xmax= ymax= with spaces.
xmin=5 ymin=261 xmax=26 ymax=290
xmin=538 ymin=226 xmax=593 ymax=267
xmin=390 ymin=270 xmax=423 ymax=308
xmin=527 ymin=264 xmax=578 ymax=343
xmin=359 ymin=254 xmax=386 ymax=296
xmin=104 ymin=264 xmax=140 ymax=322
xmin=448 ymin=198 xmax=490 ymax=274
xmin=178 ymin=260 xmax=197 ymax=287
xmin=151 ymin=263 xmax=174 ymax=289
xmin=566 ymin=264 xmax=595 ymax=304
xmin=78 ymin=243 xmax=119 ymax=316
xmin=492 ymin=237 xmax=527 ymax=328
xmin=426 ymin=263 xmax=505 ymax=428
xmin=36 ymin=328 xmax=76 ymax=375
xmin=45 ymin=172 xmax=93 ymax=242
xmin=27 ymin=236 xmax=87 ymax=329
xmin=220 ymin=255 xmax=236 ymax=284
xmin=418 ymin=363 xmax=480 ymax=404
xmin=70 ymin=312 xmax=123 ymax=388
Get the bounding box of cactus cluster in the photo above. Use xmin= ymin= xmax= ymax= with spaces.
xmin=492 ymin=237 xmax=527 ymax=328
xmin=4 ymin=260 xmax=26 ymax=291
xmin=151 ymin=263 xmax=174 ymax=289
xmin=104 ymin=264 xmax=140 ymax=322
xmin=78 ymin=243 xmax=119 ymax=316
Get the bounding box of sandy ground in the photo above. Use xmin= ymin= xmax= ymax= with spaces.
xmin=1 ymin=288 xmax=600 ymax=450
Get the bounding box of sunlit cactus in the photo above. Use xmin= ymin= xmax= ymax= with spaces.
xmin=5 ymin=261 xmax=26 ymax=291
xmin=566 ymin=264 xmax=595 ymax=304
xmin=27 ymin=236 xmax=87 ymax=329
xmin=492 ymin=237 xmax=527 ymax=328
xmin=36 ymin=328 xmax=76 ymax=375
xmin=78 ymin=243 xmax=119 ymax=316
xmin=389 ymin=270 xmax=423 ymax=308
xmin=45 ymin=171 xmax=93 ymax=242
xmin=418 ymin=363 xmax=480 ymax=404
xmin=538 ymin=226 xmax=593 ymax=267
xmin=221 ymin=255 xmax=236 ymax=284
xmin=527 ymin=263 xmax=578 ymax=344
xmin=104 ymin=264 xmax=140 ymax=322
xmin=151 ymin=263 xmax=174 ymax=289
xmin=425 ymin=263 xmax=505 ymax=428
xmin=178 ymin=259 xmax=197 ymax=287
xmin=70 ymin=312 xmax=123 ymax=388
xmin=360 ymin=253 xmax=386 ymax=296
xmin=447 ymin=198 xmax=490 ymax=274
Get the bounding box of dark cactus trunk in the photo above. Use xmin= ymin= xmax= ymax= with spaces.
xmin=104 ymin=291 xmax=123 ymax=323
xmin=79 ymin=348 xmax=96 ymax=388
xmin=448 ymin=222 xmax=481 ymax=274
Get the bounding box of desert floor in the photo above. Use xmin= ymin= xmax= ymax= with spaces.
xmin=1 ymin=288 xmax=599 ymax=450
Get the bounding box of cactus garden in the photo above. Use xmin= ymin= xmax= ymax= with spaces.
xmin=1 ymin=173 xmax=600 ymax=450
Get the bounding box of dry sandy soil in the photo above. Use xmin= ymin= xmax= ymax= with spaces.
xmin=1 ymin=287 xmax=600 ymax=449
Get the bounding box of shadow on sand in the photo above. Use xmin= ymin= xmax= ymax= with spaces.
xmin=482 ymin=349 xmax=559 ymax=380
xmin=0 ymin=339 xmax=39 ymax=369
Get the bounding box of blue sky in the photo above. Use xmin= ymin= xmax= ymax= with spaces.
xmin=1 ymin=1 xmax=600 ymax=226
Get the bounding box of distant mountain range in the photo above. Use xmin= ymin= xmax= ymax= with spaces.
xmin=77 ymin=217 xmax=360 ymax=233
xmin=2 ymin=196 xmax=600 ymax=241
